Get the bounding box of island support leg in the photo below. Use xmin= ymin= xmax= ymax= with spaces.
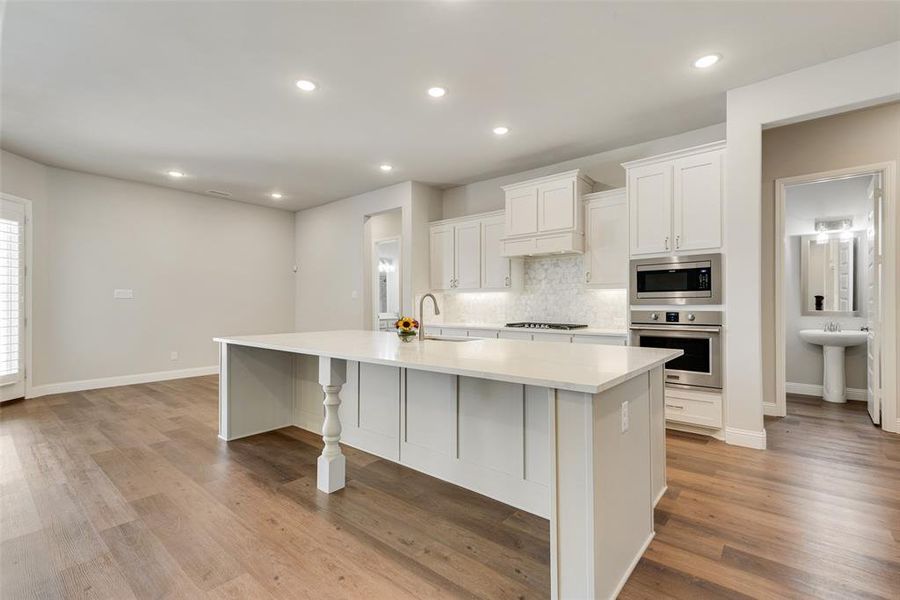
xmin=317 ymin=357 xmax=347 ymax=493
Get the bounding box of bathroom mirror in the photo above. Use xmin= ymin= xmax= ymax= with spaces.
xmin=373 ymin=237 xmax=401 ymax=330
xmin=799 ymin=232 xmax=861 ymax=316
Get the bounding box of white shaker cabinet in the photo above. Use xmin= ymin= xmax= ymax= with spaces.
xmin=628 ymin=163 xmax=672 ymax=256
xmin=454 ymin=221 xmax=482 ymax=290
xmin=624 ymin=141 xmax=725 ymax=258
xmin=430 ymin=224 xmax=455 ymax=290
xmin=583 ymin=189 xmax=628 ymax=288
xmin=481 ymin=215 xmax=521 ymax=289
xmin=429 ymin=211 xmax=520 ymax=292
xmin=673 ymin=149 xmax=723 ymax=252
xmin=430 ymin=221 xmax=481 ymax=291
xmin=501 ymin=170 xmax=593 ymax=257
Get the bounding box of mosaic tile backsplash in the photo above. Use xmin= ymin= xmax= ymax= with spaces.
xmin=434 ymin=255 xmax=627 ymax=329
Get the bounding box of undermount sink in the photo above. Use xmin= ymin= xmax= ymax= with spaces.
xmin=798 ymin=329 xmax=868 ymax=403
xmin=798 ymin=330 xmax=868 ymax=347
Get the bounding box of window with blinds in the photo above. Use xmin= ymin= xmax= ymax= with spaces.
xmin=0 ymin=215 xmax=21 ymax=383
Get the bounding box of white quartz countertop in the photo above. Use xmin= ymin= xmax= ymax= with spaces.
xmin=214 ymin=330 xmax=679 ymax=394
xmin=432 ymin=322 xmax=629 ymax=336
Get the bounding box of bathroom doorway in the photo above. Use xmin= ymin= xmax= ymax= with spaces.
xmin=773 ymin=164 xmax=896 ymax=428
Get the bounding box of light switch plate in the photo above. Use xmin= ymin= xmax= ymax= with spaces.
xmin=113 ymin=288 xmax=134 ymax=299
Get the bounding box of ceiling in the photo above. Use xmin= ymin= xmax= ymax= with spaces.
xmin=2 ymin=2 xmax=899 ymax=211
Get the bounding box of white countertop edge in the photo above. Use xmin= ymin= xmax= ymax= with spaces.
xmin=430 ymin=322 xmax=629 ymax=337
xmin=214 ymin=335 xmax=674 ymax=395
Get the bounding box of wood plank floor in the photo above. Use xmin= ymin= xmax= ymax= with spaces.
xmin=1 ymin=380 xmax=898 ymax=599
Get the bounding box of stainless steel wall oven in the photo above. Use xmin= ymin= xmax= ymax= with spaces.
xmin=630 ymin=310 xmax=722 ymax=390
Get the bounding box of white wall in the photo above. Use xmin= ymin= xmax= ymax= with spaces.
xmin=0 ymin=150 xmax=296 ymax=391
xmin=442 ymin=124 xmax=725 ymax=218
xmin=294 ymin=181 xmax=441 ymax=332
xmin=726 ymin=41 xmax=900 ymax=444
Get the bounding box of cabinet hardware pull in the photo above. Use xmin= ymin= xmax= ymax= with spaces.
xmin=676 ymin=235 xmax=680 ymax=249
xmin=504 ymin=276 xmax=511 ymax=287
xmin=665 ymin=403 xmax=685 ymax=410
xmin=585 ymin=271 xmax=591 ymax=283
xmin=665 ymin=236 xmax=669 ymax=251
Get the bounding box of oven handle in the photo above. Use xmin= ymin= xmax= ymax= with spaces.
xmin=629 ymin=325 xmax=721 ymax=333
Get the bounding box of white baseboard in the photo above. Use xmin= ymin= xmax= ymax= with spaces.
xmin=785 ymin=381 xmax=866 ymax=401
xmin=725 ymin=427 xmax=767 ymax=450
xmin=609 ymin=532 xmax=655 ymax=600
xmin=28 ymin=365 xmax=219 ymax=398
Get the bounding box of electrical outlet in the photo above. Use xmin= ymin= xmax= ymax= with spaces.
xmin=170 ymin=351 xmax=178 ymax=361
xmin=113 ymin=288 xmax=134 ymax=299
xmin=621 ymin=400 xmax=630 ymax=433
xmin=351 ymin=290 xmax=358 ymax=299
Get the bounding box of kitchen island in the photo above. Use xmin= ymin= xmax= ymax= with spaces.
xmin=215 ymin=330 xmax=680 ymax=599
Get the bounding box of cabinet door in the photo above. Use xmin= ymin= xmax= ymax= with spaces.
xmin=537 ymin=178 xmax=576 ymax=233
xmin=505 ymin=187 xmax=539 ymax=237
xmin=628 ymin=163 xmax=672 ymax=255
xmin=673 ymin=150 xmax=722 ymax=252
xmin=585 ymin=197 xmax=628 ymax=287
xmin=481 ymin=217 xmax=511 ymax=289
xmin=454 ymin=221 xmax=481 ymax=289
xmin=430 ymin=225 xmax=454 ymax=290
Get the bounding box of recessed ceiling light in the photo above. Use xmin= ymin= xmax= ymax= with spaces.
xmin=492 ymin=126 xmax=509 ymax=136
xmin=295 ymin=79 xmax=317 ymax=92
xmin=379 ymin=164 xmax=393 ymax=172
xmin=693 ymin=54 xmax=721 ymax=69
xmin=167 ymin=170 xmax=185 ymax=178
xmin=270 ymin=192 xmax=283 ymax=200
xmin=427 ymin=86 xmax=447 ymax=98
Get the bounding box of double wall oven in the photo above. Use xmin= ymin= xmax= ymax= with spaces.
xmin=630 ymin=310 xmax=722 ymax=390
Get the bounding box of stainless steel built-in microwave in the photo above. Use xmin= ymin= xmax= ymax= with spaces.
xmin=630 ymin=253 xmax=722 ymax=305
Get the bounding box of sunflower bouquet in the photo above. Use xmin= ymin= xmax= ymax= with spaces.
xmin=395 ymin=316 xmax=419 ymax=342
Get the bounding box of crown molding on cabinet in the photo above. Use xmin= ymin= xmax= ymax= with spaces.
xmin=621 ymin=140 xmax=726 ymax=170
xmin=500 ymin=169 xmax=594 ymax=192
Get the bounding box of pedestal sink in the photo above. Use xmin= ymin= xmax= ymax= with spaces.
xmin=798 ymin=330 xmax=868 ymax=403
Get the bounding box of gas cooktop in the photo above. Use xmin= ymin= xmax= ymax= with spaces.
xmin=505 ymin=322 xmax=589 ymax=330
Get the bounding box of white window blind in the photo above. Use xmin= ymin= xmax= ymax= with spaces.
xmin=0 ymin=205 xmax=23 ymax=385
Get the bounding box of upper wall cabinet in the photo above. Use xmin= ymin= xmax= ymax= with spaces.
xmin=623 ymin=141 xmax=725 ymax=257
xmin=430 ymin=211 xmax=522 ymax=291
xmin=583 ymin=189 xmax=628 ymax=288
xmin=501 ymin=170 xmax=594 ymax=257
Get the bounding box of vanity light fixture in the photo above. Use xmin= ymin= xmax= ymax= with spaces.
xmin=427 ymin=86 xmax=447 ymax=98
xmin=167 ymin=170 xmax=185 ymax=178
xmin=379 ymin=164 xmax=393 ymax=172
xmin=493 ymin=126 xmax=510 ymax=136
xmin=693 ymin=54 xmax=721 ymax=69
xmin=295 ymin=79 xmax=317 ymax=92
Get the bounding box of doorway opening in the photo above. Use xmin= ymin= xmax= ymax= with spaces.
xmin=773 ymin=164 xmax=896 ymax=430
xmin=363 ymin=208 xmax=403 ymax=331
xmin=0 ymin=193 xmax=31 ymax=403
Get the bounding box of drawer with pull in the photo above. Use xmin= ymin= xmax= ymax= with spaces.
xmin=664 ymin=387 xmax=722 ymax=428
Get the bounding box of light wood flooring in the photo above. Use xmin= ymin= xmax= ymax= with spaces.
xmin=1 ymin=380 xmax=897 ymax=599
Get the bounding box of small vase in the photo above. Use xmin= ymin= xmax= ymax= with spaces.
xmin=398 ymin=331 xmax=417 ymax=343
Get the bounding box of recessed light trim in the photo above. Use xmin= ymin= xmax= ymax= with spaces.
xmin=270 ymin=192 xmax=284 ymax=200
xmin=492 ymin=126 xmax=509 ymax=136
xmin=379 ymin=164 xmax=393 ymax=172
xmin=167 ymin=170 xmax=185 ymax=178
xmin=427 ymin=86 xmax=447 ymax=98
xmin=295 ymin=79 xmax=317 ymax=92
xmin=693 ymin=54 xmax=721 ymax=69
